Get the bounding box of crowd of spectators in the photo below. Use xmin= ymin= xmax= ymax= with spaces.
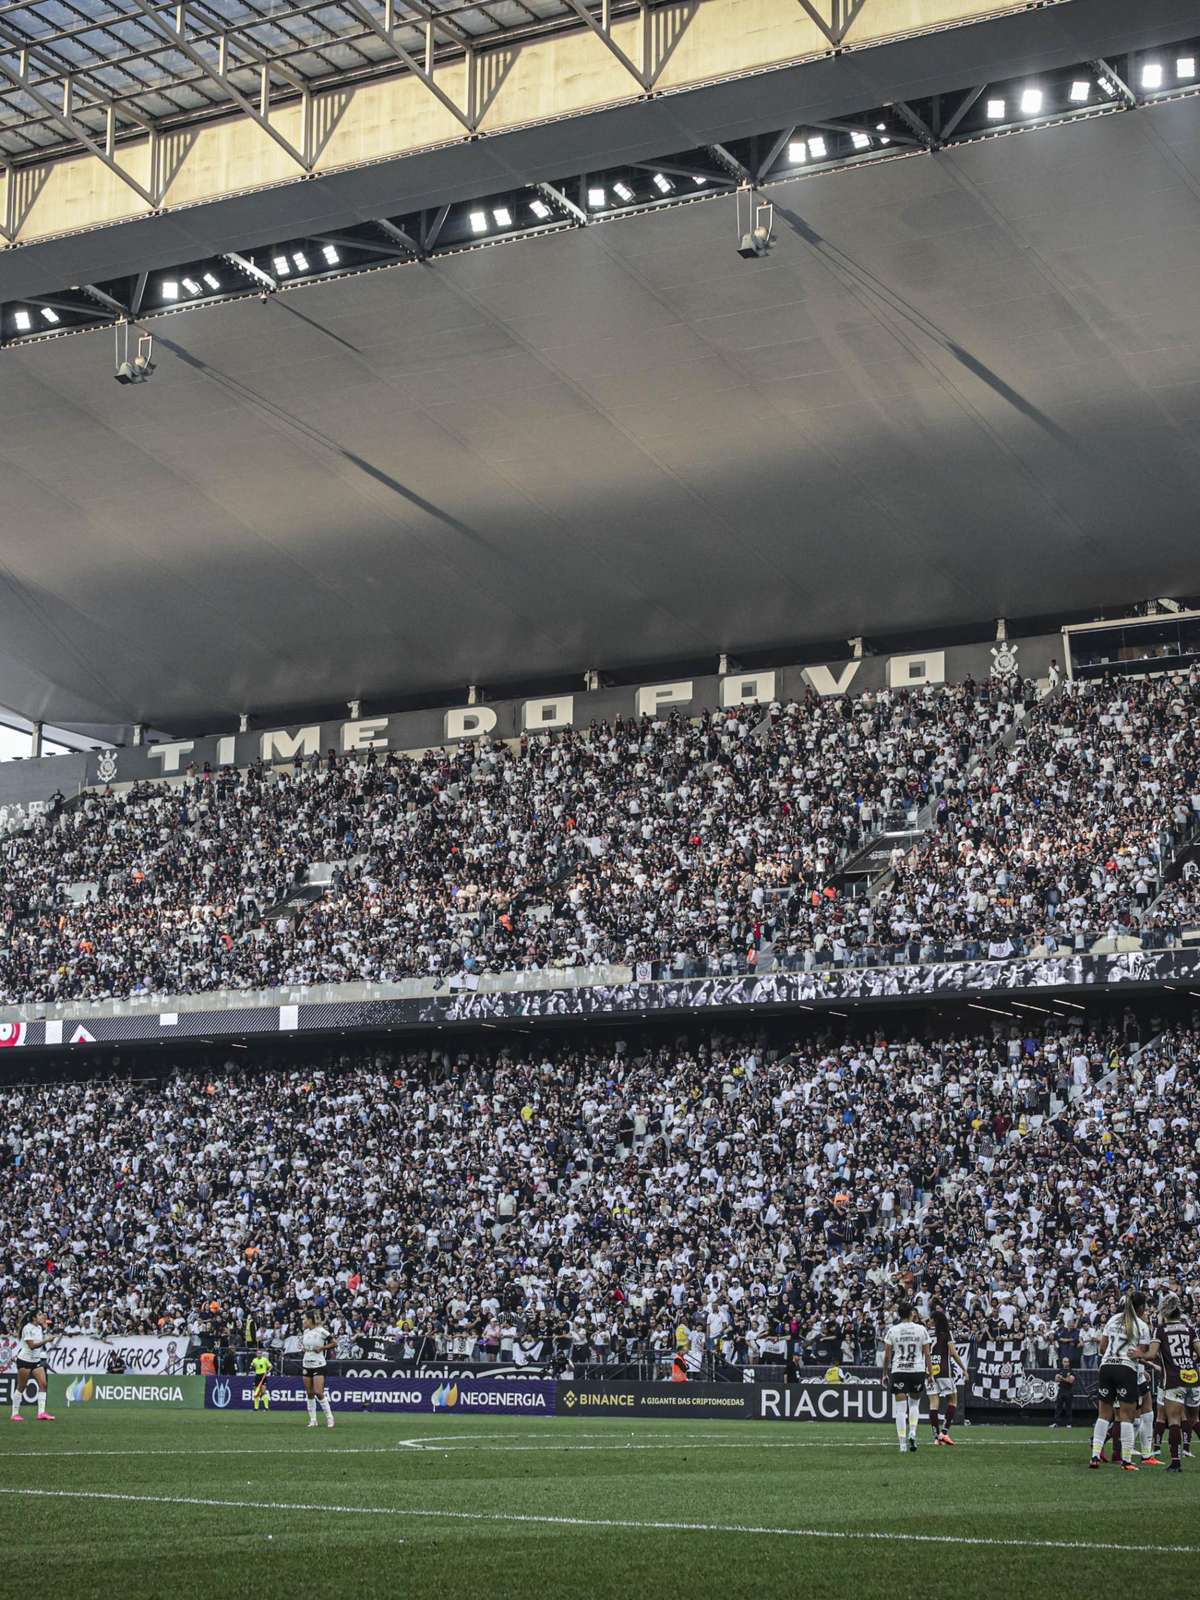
xmin=3 ymin=1015 xmax=1197 ymax=1371
xmin=1 ymin=669 xmax=1199 ymax=1007
xmin=0 ymin=677 xmax=1029 ymax=1004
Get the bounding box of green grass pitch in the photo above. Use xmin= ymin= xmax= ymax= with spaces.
xmin=0 ymin=1411 xmax=1196 ymax=1599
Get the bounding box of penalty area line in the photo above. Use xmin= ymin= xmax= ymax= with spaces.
xmin=0 ymin=1487 xmax=1197 ymax=1556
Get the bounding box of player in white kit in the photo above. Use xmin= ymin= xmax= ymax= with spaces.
xmin=1091 ymin=1290 xmax=1152 ymax=1471
xmin=882 ymin=1302 xmax=931 ymax=1454
xmin=11 ymin=1312 xmax=55 ymax=1422
xmin=300 ymin=1312 xmax=336 ymax=1429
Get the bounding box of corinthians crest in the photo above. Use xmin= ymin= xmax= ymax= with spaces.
xmin=96 ymin=751 xmax=118 ymax=783
xmin=990 ymin=641 xmax=1020 ymax=681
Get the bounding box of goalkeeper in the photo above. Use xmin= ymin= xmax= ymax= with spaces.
xmin=251 ymin=1349 xmax=271 ymax=1412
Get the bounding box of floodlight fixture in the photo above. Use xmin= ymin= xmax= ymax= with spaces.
xmin=1178 ymin=56 xmax=1196 ymax=79
xmin=653 ymin=173 xmax=672 ymax=193
xmin=787 ymin=141 xmax=807 ymax=163
xmin=986 ymin=98 xmax=1006 ymax=119
xmin=1141 ymin=62 xmax=1164 ymax=89
xmin=321 ymin=246 xmax=339 ymax=266
xmin=292 ymin=252 xmax=309 ymax=271
xmin=272 ymin=256 xmax=290 ymax=275
xmin=1070 ymin=80 xmax=1090 ymax=102
xmin=587 ymin=187 xmax=606 ymax=207
xmin=492 ymin=207 xmax=512 ymax=226
xmin=529 ymin=198 xmax=551 ymax=219
xmin=182 ymin=277 xmax=201 ymax=296
xmin=162 ymin=280 xmax=180 ymax=299
xmin=13 ymin=310 xmax=31 ymax=331
xmin=808 ymin=137 xmax=827 ymax=158
xmin=1019 ymin=88 xmax=1043 ymax=115
xmin=612 ymin=182 xmax=634 ymax=202
xmin=203 ymin=273 xmax=220 ymax=290
xmin=851 ymin=132 xmax=871 ymax=149
xmin=468 ymin=211 xmax=488 ymax=234
xmin=40 ymin=308 xmax=59 ymax=324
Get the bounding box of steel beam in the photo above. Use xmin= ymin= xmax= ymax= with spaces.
xmin=341 ymin=0 xmax=479 ymax=132
xmin=939 ymin=84 xmax=987 ymax=142
xmin=0 ymin=50 xmax=157 ymax=207
xmin=223 ymin=252 xmax=278 ymax=291
xmin=795 ymin=0 xmax=871 ymax=50
xmin=562 ymin=0 xmax=649 ymax=93
xmin=128 ymin=1 xmax=311 ymax=171
xmin=1091 ymin=57 xmax=1137 ymax=108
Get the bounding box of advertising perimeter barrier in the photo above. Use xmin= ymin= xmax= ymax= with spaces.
xmin=0 ymin=1366 xmax=1082 ymax=1420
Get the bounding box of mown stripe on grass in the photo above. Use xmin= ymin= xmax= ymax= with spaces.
xmin=2 ymin=1486 xmax=1197 ymax=1557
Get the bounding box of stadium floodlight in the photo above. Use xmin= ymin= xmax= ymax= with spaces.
xmin=203 ymin=273 xmax=220 ymax=290
xmin=1141 ymin=62 xmax=1164 ymax=89
xmin=587 ymin=187 xmax=606 ymax=207
xmin=808 ymin=136 xmax=827 ymax=159
xmin=787 ymin=141 xmax=807 ymax=163
xmin=1070 ymin=80 xmax=1090 ymax=102
xmin=162 ymin=280 xmax=180 ymax=299
xmin=182 ymin=277 xmax=201 ymax=296
xmin=876 ymin=121 xmax=891 ymax=145
xmin=529 ymin=198 xmax=551 ymax=219
xmin=40 ymin=308 xmax=59 ymax=324
xmin=468 ymin=210 xmax=488 ymax=234
xmin=13 ymin=310 xmax=31 ymax=331
xmin=986 ymin=98 xmax=1006 ymax=119
xmin=272 ymin=256 xmax=291 ymax=275
xmin=652 ymin=173 xmax=672 ymax=193
xmin=851 ymin=132 xmax=871 ymax=150
xmin=692 ymin=175 xmax=706 ymax=185
xmin=1019 ymin=88 xmax=1043 ymax=115
xmin=612 ymin=182 xmax=634 ymax=202
xmin=1178 ymin=56 xmax=1196 ymax=79
xmin=292 ymin=252 xmax=309 ymax=271
xmin=321 ymin=245 xmax=339 ymax=265
xmin=492 ymin=207 xmax=512 ymax=227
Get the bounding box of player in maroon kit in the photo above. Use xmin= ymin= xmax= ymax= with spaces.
xmin=925 ymin=1306 xmax=968 ymax=1446
xmin=1149 ymin=1294 xmax=1200 ymax=1474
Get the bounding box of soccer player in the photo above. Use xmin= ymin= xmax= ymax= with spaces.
xmin=251 ymin=1348 xmax=271 ymax=1412
xmin=882 ymin=1301 xmax=931 ymax=1455
xmin=11 ymin=1312 xmax=55 ymax=1422
xmin=1134 ymin=1352 xmax=1161 ymax=1465
xmin=1149 ymin=1293 xmax=1199 ymax=1474
xmin=300 ymin=1312 xmax=336 ymax=1429
xmin=925 ymin=1306 xmax=967 ymax=1446
xmin=1091 ymin=1290 xmax=1152 ymax=1471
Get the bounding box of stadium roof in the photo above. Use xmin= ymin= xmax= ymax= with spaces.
xmin=4 ymin=59 xmax=1200 ymax=737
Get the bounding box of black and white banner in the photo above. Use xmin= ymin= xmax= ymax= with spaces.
xmin=4 ymin=943 xmax=1200 ymax=1053
xmin=971 ymin=1341 xmax=1026 ymax=1404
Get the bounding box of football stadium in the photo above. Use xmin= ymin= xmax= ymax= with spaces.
xmin=3 ymin=0 xmax=1200 ymax=1595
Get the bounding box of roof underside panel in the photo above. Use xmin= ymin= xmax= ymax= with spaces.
xmin=3 ymin=97 xmax=1200 ymax=733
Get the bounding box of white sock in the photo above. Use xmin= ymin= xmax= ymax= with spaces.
xmin=908 ymin=1399 xmax=920 ymax=1438
xmin=320 ymin=1394 xmax=333 ymax=1419
xmin=893 ymin=1397 xmax=907 ymax=1443
xmin=1121 ymin=1421 xmax=1135 ymax=1459
xmin=10 ymin=1395 xmax=19 ymax=1418
xmin=1092 ymin=1418 xmax=1108 ymax=1456
xmin=307 ymin=1397 xmax=317 ymax=1420
xmin=37 ymin=1390 xmax=48 ymax=1414
xmin=1139 ymin=1414 xmax=1154 ymax=1455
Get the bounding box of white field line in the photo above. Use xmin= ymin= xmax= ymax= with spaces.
xmin=0 ymin=1437 xmax=1067 ymax=1461
xmin=0 ymin=1486 xmax=1197 ymax=1557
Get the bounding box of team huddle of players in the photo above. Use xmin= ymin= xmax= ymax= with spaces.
xmin=1090 ymin=1291 xmax=1200 ymax=1474
xmin=882 ymin=1292 xmax=1200 ymax=1471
